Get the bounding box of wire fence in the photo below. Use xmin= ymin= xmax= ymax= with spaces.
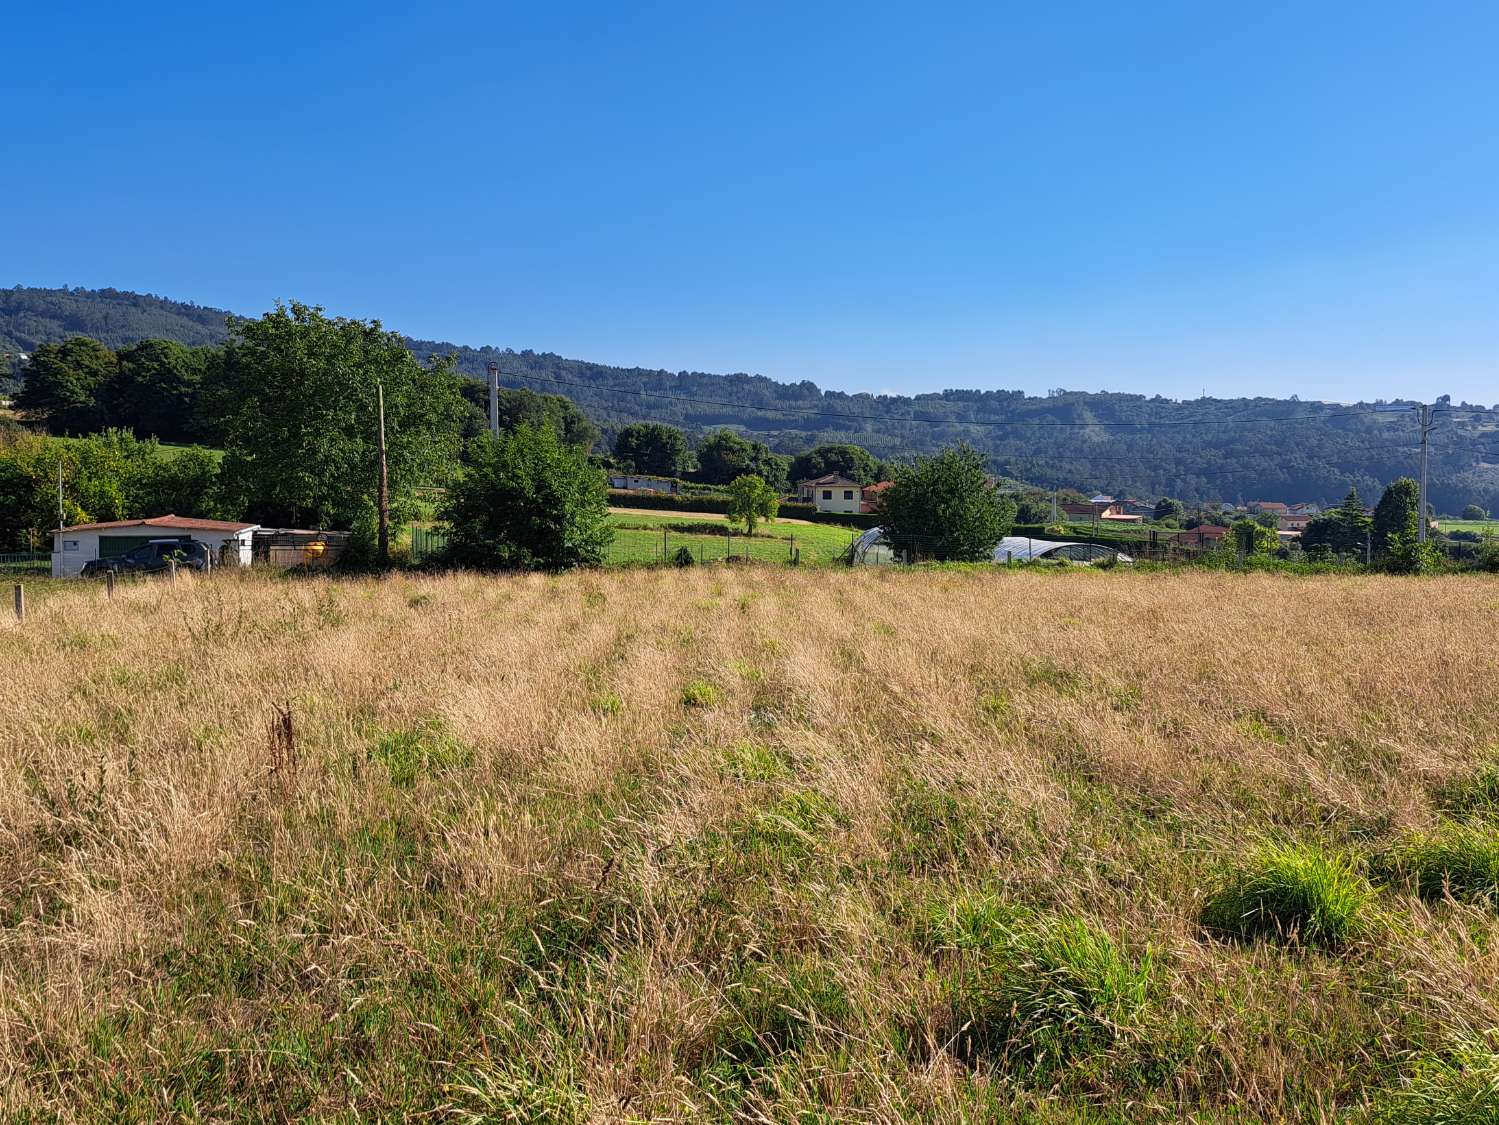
xmin=0 ymin=552 xmax=51 ymax=576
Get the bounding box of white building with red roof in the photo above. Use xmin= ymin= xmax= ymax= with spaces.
xmin=51 ymin=515 xmax=260 ymax=577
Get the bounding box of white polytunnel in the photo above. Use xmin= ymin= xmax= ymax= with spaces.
xmin=849 ymin=529 xmax=1132 ymax=565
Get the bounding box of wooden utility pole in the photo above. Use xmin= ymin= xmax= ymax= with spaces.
xmin=377 ymin=381 xmax=390 ymax=567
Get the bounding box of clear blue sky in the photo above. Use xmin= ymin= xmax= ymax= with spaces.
xmin=4 ymin=1 xmax=1495 ymax=403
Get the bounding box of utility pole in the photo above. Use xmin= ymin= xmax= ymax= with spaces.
xmin=1416 ymin=403 xmax=1436 ymax=544
xmin=57 ymin=459 xmax=64 ymax=528
xmin=377 ymin=380 xmax=390 ymax=567
xmin=487 ymin=360 xmax=500 ymax=438
xmin=1051 ymin=487 xmax=1058 ymax=524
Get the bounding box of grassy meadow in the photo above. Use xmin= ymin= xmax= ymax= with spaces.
xmin=606 ymin=510 xmax=859 ymax=566
xmin=3 ymin=566 xmax=1499 ymax=1120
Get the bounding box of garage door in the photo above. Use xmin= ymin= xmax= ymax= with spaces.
xmin=99 ymin=535 xmax=187 ymax=559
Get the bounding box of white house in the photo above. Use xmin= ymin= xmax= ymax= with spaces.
xmin=52 ymin=515 xmax=259 ymax=577
xmin=798 ymin=474 xmax=863 ymax=514
xmin=607 ymin=474 xmax=679 ymax=494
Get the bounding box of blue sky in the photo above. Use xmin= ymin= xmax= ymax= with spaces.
xmin=4 ymin=1 xmax=1495 ymax=403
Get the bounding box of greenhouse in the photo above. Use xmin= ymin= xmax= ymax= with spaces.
xmin=849 ymin=529 xmax=1132 ymax=565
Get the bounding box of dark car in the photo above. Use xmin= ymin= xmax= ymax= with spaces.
xmin=82 ymin=539 xmax=212 ymax=577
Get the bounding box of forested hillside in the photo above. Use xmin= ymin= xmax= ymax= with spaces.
xmin=6 ymin=285 xmax=1498 ymax=510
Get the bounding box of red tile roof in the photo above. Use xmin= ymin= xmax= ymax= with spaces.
xmin=58 ymin=514 xmax=260 ymax=534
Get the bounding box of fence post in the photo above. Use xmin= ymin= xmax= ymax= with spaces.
xmin=168 ymin=558 xmax=177 ymax=585
xmin=106 ymin=571 xmax=115 ymax=600
xmin=13 ymin=584 xmax=22 ymax=622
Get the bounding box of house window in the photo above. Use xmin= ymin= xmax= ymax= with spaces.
xmin=822 ymin=490 xmax=832 ymax=500
xmin=843 ymin=490 xmax=854 ymax=500
xmin=62 ymin=540 xmax=79 ymax=552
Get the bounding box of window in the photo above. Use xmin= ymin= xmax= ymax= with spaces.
xmin=843 ymin=490 xmax=854 ymax=500
xmin=822 ymin=490 xmax=832 ymax=500
xmin=62 ymin=540 xmax=79 ymax=552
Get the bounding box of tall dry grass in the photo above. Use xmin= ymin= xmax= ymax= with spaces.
xmin=1 ymin=565 xmax=1497 ymax=1120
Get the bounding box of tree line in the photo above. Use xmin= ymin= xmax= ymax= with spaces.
xmin=6 ymin=285 xmax=1497 ymax=513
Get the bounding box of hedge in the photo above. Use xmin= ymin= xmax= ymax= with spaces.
xmin=607 ymin=490 xmax=880 ymax=529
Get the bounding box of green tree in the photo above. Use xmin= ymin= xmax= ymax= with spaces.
xmin=102 ymin=339 xmax=212 ymax=444
xmin=133 ymin=446 xmax=223 ymax=518
xmin=789 ymin=443 xmax=878 ymax=486
xmin=15 ymin=337 xmax=116 ymax=434
xmin=614 ymin=422 xmax=687 ymax=476
xmin=1372 ymin=477 xmax=1419 ymax=555
xmin=696 ymin=429 xmax=789 ymax=490
xmin=215 ymin=302 xmax=467 ymax=528
xmin=726 ymin=474 xmax=779 ymax=535
xmin=1229 ymin=518 xmax=1278 ymax=556
xmin=1154 ymin=497 xmax=1186 ymax=522
xmin=879 ymin=445 xmax=1015 ymax=562
xmin=1383 ymin=529 xmax=1445 ymax=575
xmin=1462 ymin=503 xmax=1488 ymax=521
xmin=1302 ymin=488 xmax=1371 ymax=557
xmin=442 ymin=424 xmax=613 ymax=570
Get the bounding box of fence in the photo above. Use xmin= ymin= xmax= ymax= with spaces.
xmin=0 ymin=552 xmax=51 ymax=576
xmin=409 ymin=524 xmax=852 ymax=567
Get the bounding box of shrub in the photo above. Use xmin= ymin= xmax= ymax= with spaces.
xmin=671 ymin=545 xmax=695 ymax=567
xmin=1378 ymin=823 xmax=1499 ymax=908
xmin=442 ymin=424 xmax=613 ymax=571
xmin=1199 ymin=843 xmax=1372 ymax=948
xmin=1368 ymin=1038 xmax=1499 ymax=1123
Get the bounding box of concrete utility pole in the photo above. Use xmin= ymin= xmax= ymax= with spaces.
xmin=57 ymin=460 xmax=64 ymax=528
xmin=377 ymin=381 xmax=390 ymax=566
xmin=1416 ymin=403 xmax=1436 ymax=544
xmin=487 ymin=360 xmax=500 ymax=437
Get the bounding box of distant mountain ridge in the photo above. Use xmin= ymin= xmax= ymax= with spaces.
xmin=4 ymin=284 xmax=1497 ymax=512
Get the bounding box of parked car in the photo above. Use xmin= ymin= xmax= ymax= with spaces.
xmin=81 ymin=539 xmax=212 ymax=576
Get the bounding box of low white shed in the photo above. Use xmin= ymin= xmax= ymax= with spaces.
xmin=52 ymin=515 xmax=260 ymax=577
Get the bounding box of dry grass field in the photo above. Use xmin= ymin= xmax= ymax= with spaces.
xmin=2 ymin=566 xmax=1498 ymax=1121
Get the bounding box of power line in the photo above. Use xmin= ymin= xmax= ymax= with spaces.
xmin=492 ymin=369 xmax=1413 ymax=430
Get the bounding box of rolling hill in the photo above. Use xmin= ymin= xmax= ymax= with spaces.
xmin=4 ymin=284 xmax=1498 ymax=511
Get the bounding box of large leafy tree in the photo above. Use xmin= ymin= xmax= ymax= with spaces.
xmin=789 ymin=443 xmax=878 ymax=486
xmin=614 ymin=422 xmax=688 ymax=476
xmin=102 ymin=338 xmax=212 ymax=443
xmin=442 ymin=424 xmax=613 ymax=570
xmin=726 ymin=474 xmax=779 ymax=535
xmin=216 ymin=302 xmax=466 ymax=528
xmin=696 ymin=429 xmax=790 ymax=490
xmin=15 ymin=337 xmax=116 ymax=434
xmin=1372 ymin=477 xmax=1419 ymax=555
xmin=879 ymin=444 xmax=1015 ymax=562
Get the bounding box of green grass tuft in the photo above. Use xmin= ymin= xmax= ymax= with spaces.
xmin=368 ymin=724 xmax=474 ymax=787
xmin=681 ymin=679 xmax=724 ymax=708
xmin=1368 ymin=1039 xmax=1499 ymax=1124
xmin=1378 ymin=822 xmax=1499 ymax=909
xmin=1199 ymin=843 xmax=1372 ymax=948
xmin=919 ymin=895 xmax=1153 ymax=1071
xmin=1435 ymin=760 xmax=1499 ymax=817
